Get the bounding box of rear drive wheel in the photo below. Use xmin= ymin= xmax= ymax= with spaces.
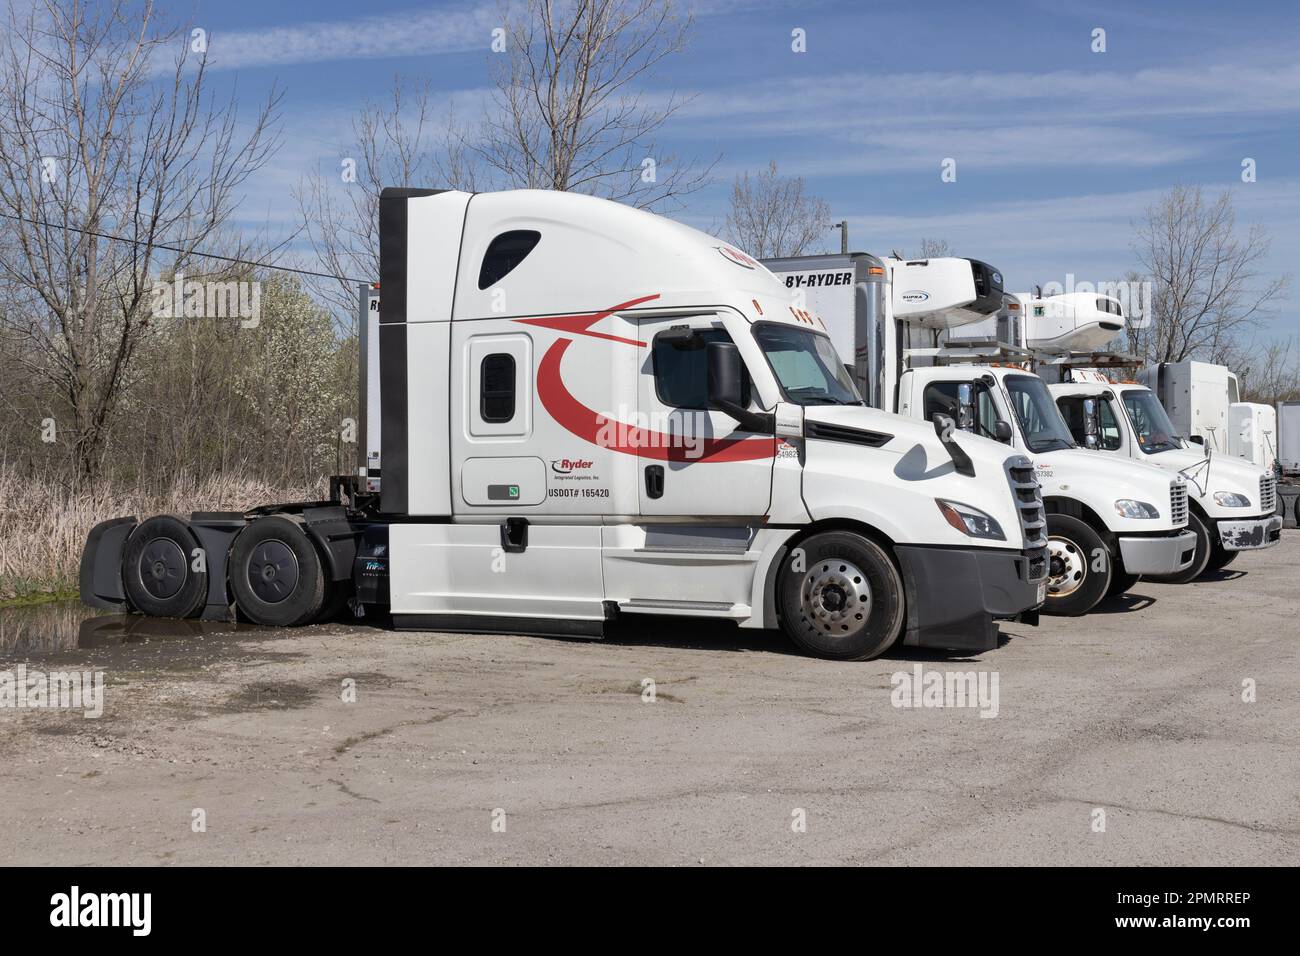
xmin=777 ymin=531 xmax=905 ymax=661
xmin=1148 ymin=511 xmax=1211 ymax=584
xmin=1204 ymin=543 xmax=1239 ymax=572
xmin=121 ymin=515 xmax=208 ymax=618
xmin=229 ymin=516 xmax=328 ymax=626
xmin=1043 ymin=514 xmax=1111 ymax=616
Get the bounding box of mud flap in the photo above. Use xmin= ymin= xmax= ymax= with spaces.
xmin=78 ymin=516 xmax=138 ymax=609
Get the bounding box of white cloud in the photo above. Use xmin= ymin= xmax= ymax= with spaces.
xmin=195 ymin=2 xmax=506 ymax=72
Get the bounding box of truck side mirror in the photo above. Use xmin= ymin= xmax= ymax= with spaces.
xmin=1188 ymin=435 xmax=1204 ymax=446
xmin=956 ymin=382 xmax=975 ymax=432
xmin=994 ymin=420 xmax=1013 ymax=443
xmin=706 ymin=341 xmax=773 ymax=435
xmin=1081 ymin=398 xmax=1100 ymax=449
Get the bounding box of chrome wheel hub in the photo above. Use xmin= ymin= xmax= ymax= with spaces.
xmin=801 ymin=558 xmax=872 ymax=637
xmin=1046 ymin=536 xmax=1087 ymax=598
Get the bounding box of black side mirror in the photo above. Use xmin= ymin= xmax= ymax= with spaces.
xmin=1188 ymin=435 xmax=1204 ymax=446
xmin=994 ymin=420 xmax=1013 ymax=443
xmin=707 ymin=341 xmax=744 ymax=409
xmin=706 ymin=342 xmax=773 ymax=434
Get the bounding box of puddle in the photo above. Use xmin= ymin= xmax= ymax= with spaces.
xmin=0 ymin=600 xmax=267 ymax=660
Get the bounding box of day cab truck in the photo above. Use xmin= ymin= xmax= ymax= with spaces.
xmin=762 ymin=253 xmax=1195 ymax=616
xmin=970 ymin=289 xmax=1281 ymax=576
xmin=80 ymin=187 xmax=1049 ymax=661
xmin=1051 ymin=370 xmax=1282 ymax=577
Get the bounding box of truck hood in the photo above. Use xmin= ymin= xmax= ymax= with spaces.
xmin=803 ymin=404 xmax=1024 ymax=475
xmin=1029 ymin=447 xmax=1178 ymax=501
xmin=1142 ymin=447 xmax=1267 ymax=502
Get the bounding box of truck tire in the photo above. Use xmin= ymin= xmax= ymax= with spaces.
xmin=1043 ymin=514 xmax=1111 ymax=616
xmin=228 ymin=516 xmax=327 ymax=626
xmin=777 ymin=531 xmax=905 ymax=661
xmin=1204 ymin=544 xmax=1239 ymax=573
xmin=1148 ymin=511 xmax=1212 ymax=584
xmin=121 ymin=515 xmax=208 ymax=619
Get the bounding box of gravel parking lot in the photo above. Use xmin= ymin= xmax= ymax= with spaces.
xmin=2 ymin=534 xmax=1297 ymax=866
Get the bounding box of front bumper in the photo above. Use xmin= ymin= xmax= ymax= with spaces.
xmin=1117 ymin=530 xmax=1197 ymax=575
xmin=895 ymin=545 xmax=1047 ymax=653
xmin=1217 ymin=514 xmax=1283 ymax=551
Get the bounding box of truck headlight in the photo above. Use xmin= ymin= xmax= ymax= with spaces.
xmin=1213 ymin=491 xmax=1250 ymax=508
xmin=936 ymin=499 xmax=1005 ymax=540
xmin=1114 ymin=499 xmax=1160 ymax=519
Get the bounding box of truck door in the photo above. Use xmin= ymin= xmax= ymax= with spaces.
xmin=921 ymin=379 xmax=1007 ymax=444
xmin=636 ymin=314 xmax=775 ymax=516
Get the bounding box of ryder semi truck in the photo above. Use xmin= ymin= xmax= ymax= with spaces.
xmin=763 ymin=253 xmax=1195 ymax=616
xmin=80 ymin=188 xmax=1048 ymax=661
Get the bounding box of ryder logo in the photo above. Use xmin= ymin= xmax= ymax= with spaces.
xmin=551 ymin=458 xmax=594 ymax=474
xmin=717 ymin=245 xmax=757 ymax=269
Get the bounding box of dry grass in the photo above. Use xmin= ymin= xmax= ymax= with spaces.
xmin=0 ymin=465 xmax=322 ymax=601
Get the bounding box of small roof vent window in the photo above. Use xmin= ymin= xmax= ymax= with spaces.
xmin=478 ymin=230 xmax=541 ymax=289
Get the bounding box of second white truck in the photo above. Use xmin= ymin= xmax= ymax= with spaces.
xmin=764 ymin=252 xmax=1196 ymax=615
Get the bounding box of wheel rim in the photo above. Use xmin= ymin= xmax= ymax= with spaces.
xmin=1046 ymin=536 xmax=1087 ymax=597
xmin=138 ymin=537 xmax=187 ymax=600
xmin=247 ymin=539 xmax=300 ymax=604
xmin=801 ymin=558 xmax=872 ymax=638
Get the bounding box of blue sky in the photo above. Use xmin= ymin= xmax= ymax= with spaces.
xmin=188 ymin=0 xmax=1300 ymax=335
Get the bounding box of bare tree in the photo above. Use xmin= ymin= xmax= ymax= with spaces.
xmin=470 ymin=0 xmax=712 ymax=209
xmin=1133 ymin=185 xmax=1289 ymax=364
xmin=915 ymin=238 xmax=952 ymax=258
xmin=724 ymin=161 xmax=831 ymax=258
xmin=294 ymin=78 xmax=475 ymax=323
xmin=0 ymin=0 xmax=281 ymax=481
xmin=1227 ymin=337 xmax=1300 ymax=405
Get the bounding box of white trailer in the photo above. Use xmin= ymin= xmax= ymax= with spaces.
xmin=765 ymin=254 xmax=1196 ymax=614
xmin=80 ymin=188 xmax=1049 ymax=661
xmin=1227 ymin=401 xmax=1277 ymax=469
xmin=1137 ymin=360 xmax=1240 ymax=454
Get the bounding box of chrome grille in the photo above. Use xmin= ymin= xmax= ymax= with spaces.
xmin=1260 ymin=474 xmax=1277 ymax=513
xmin=1169 ymin=481 xmax=1189 ymax=526
xmin=1008 ymin=459 xmax=1047 ymax=549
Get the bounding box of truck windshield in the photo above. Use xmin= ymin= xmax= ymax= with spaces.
xmin=1004 ymin=374 xmax=1077 ymax=453
xmin=753 ymin=323 xmax=861 ymax=406
xmin=1122 ymin=389 xmax=1181 ymax=454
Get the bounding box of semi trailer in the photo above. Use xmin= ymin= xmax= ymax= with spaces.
xmin=80 ymin=188 xmax=1049 ymax=661
xmin=763 ymin=253 xmax=1195 ymax=615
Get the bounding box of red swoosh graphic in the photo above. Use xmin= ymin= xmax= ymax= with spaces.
xmin=517 ymin=295 xmax=775 ymax=463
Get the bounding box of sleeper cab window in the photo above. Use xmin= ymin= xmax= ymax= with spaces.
xmin=480 ymin=353 xmax=516 ymax=423
xmin=652 ymin=327 xmax=749 ymax=409
xmin=478 ymin=230 xmax=541 ymax=289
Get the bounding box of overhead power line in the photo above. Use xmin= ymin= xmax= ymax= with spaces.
xmin=0 ymin=209 xmax=371 ymax=285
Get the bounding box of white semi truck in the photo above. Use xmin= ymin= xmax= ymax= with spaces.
xmin=80 ymin=188 xmax=1049 ymax=661
xmin=764 ymin=253 xmax=1195 ymax=615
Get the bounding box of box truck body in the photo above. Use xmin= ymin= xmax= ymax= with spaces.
xmin=1226 ymin=401 xmax=1277 ymax=469
xmin=80 ymin=189 xmax=1048 ymax=661
xmin=1137 ymin=360 xmax=1241 ymax=454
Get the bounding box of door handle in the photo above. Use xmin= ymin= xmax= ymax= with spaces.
xmin=644 ymin=465 xmax=664 ymax=499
